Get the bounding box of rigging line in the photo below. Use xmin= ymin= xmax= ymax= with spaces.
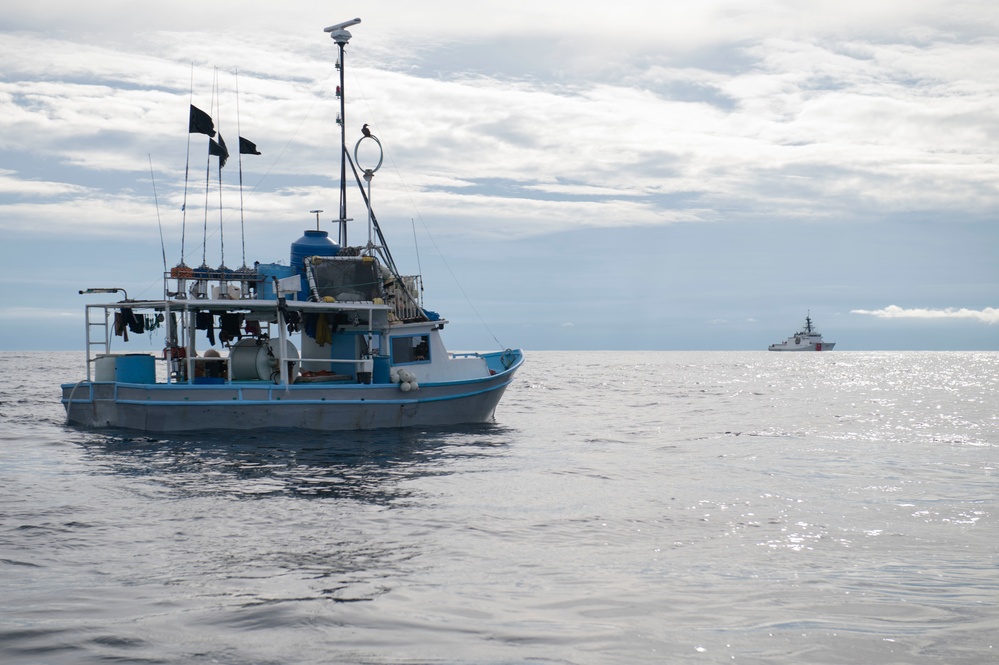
xmin=344 ymin=147 xmax=397 ymax=275
xmin=217 ymin=149 xmax=225 ymax=270
xmin=415 ymin=215 xmax=505 ymax=350
xmin=202 ymin=141 xmax=211 ymax=268
xmin=197 ymin=63 xmax=340 ymax=249
xmin=181 ymin=63 xmax=194 ymax=266
xmin=343 ymin=149 xmax=431 ymax=313
xmin=362 ymin=117 xmax=506 ymax=350
xmin=179 ymin=67 xmax=341 ymax=267
xmin=411 ymin=217 xmax=423 ymax=281
xmin=234 ymin=68 xmax=246 ymax=268
xmin=215 ymin=67 xmax=225 ymax=269
xmin=132 ymin=276 xmax=169 ymax=301
xmin=148 ymin=155 xmax=167 ymax=274
xmin=202 ymin=68 xmax=218 ymax=268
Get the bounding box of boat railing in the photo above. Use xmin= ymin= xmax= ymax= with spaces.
xmin=389 ymin=275 xmax=423 ymax=320
xmin=165 ymin=265 xmax=261 ymax=301
xmin=186 ymin=356 xmax=372 ymax=384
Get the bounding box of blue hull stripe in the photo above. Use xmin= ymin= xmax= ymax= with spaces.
xmin=63 ymin=377 xmax=513 ymax=408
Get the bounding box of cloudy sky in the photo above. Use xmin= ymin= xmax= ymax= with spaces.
xmin=1 ymin=1 xmax=997 ymax=351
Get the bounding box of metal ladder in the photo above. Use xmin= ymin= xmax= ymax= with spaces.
xmin=84 ymin=305 xmax=111 ymax=381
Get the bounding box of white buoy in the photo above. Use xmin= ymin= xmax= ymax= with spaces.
xmin=400 ymin=381 xmax=412 ymax=392
xmin=410 ymin=381 xmax=419 ymax=391
xmin=390 ymin=371 xmax=399 ymax=383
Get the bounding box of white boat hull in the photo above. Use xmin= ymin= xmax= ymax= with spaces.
xmin=768 ymin=341 xmax=835 ymax=352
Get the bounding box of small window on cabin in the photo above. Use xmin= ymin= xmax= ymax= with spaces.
xmin=391 ymin=335 xmax=430 ymax=365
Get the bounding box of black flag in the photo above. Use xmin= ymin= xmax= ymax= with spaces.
xmin=189 ymin=105 xmax=215 ymax=137
xmin=239 ymin=136 xmax=261 ymax=155
xmin=209 ymin=134 xmax=229 ymax=168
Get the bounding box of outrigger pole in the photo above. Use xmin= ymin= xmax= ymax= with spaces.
xmin=181 ymin=63 xmax=195 ymax=266
xmin=325 ymin=18 xmax=361 ymax=247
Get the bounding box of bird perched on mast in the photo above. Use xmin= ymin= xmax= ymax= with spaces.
xmin=361 ymin=123 xmax=372 ymax=138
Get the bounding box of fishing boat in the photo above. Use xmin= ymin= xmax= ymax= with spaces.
xmin=61 ymin=19 xmax=523 ymax=432
xmin=768 ymin=312 xmax=835 ymax=351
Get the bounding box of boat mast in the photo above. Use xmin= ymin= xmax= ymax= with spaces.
xmin=320 ymin=19 xmax=420 ymax=317
xmin=325 ymin=18 xmax=361 ymax=247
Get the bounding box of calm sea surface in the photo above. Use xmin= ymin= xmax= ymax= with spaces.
xmin=1 ymin=350 xmax=996 ymax=664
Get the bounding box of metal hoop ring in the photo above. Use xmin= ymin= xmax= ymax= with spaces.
xmin=353 ymin=134 xmax=383 ymax=173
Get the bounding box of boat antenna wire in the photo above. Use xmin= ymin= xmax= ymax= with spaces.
xmin=148 ymin=155 xmax=167 ymax=274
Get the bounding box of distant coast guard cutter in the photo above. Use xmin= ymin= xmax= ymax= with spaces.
xmin=768 ymin=312 xmax=836 ymax=351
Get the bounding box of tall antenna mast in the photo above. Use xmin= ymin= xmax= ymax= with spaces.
xmin=324 ymin=18 xmax=361 ymax=247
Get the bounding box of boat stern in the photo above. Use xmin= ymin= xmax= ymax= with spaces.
xmin=62 ymin=381 xmax=118 ymax=428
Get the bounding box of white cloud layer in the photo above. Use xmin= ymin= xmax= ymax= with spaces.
xmin=2 ymin=3 xmax=999 ymax=242
xmin=852 ymin=306 xmax=999 ymax=324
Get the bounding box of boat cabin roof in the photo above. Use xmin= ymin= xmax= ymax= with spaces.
xmin=85 ymin=297 xmax=392 ymax=314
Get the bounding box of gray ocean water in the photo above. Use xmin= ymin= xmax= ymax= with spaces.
xmin=1 ymin=350 xmax=996 ymax=664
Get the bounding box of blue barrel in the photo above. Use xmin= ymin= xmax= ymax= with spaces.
xmin=290 ymin=230 xmax=340 ymax=300
xmin=290 ymin=230 xmax=340 ymax=272
xmin=256 ymin=262 xmax=296 ymax=300
xmin=115 ymin=354 xmax=155 ymax=384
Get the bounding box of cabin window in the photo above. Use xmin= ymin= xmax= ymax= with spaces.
xmin=391 ymin=334 xmax=430 ymax=365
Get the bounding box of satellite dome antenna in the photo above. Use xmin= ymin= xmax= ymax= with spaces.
xmin=324 ymin=18 xmax=361 ymax=246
